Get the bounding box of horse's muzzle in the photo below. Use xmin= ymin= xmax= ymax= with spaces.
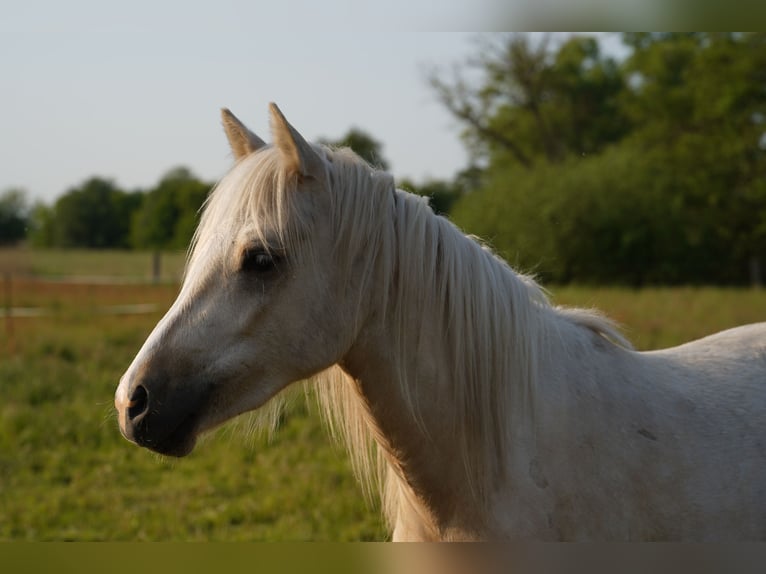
xmin=115 ymin=377 xmax=201 ymax=457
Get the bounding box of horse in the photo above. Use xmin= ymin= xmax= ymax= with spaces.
xmin=115 ymin=103 xmax=766 ymax=541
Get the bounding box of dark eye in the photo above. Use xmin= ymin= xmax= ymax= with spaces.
xmin=240 ymin=248 xmax=281 ymax=274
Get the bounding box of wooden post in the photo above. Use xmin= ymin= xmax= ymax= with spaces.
xmin=152 ymin=250 xmax=161 ymax=284
xmin=4 ymin=272 xmax=13 ymax=354
xmin=750 ymin=256 xmax=762 ymax=288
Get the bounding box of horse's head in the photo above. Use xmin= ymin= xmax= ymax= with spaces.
xmin=115 ymin=104 xmax=392 ymax=456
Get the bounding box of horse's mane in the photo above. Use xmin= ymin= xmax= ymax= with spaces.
xmin=189 ymin=144 xmax=629 ymax=531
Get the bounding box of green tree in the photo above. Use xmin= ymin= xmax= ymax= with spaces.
xmin=398 ymin=178 xmax=462 ymax=216
xmin=52 ymin=178 xmax=141 ymax=248
xmin=441 ymin=32 xmax=766 ymax=284
xmin=0 ymin=188 xmax=29 ymax=245
xmin=430 ymin=34 xmax=630 ymax=170
xmin=621 ymin=32 xmax=766 ymax=283
xmin=319 ymin=128 xmax=390 ymax=170
xmin=130 ymin=167 xmax=211 ymax=250
xmin=452 ymin=143 xmax=690 ymax=285
xmin=27 ymin=202 xmax=55 ymax=247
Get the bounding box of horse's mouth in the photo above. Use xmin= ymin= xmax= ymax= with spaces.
xmin=132 ymin=411 xmax=200 ymax=458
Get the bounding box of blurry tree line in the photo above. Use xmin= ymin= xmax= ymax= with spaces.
xmin=1 ymin=130 xmax=453 ymax=252
xmin=1 ymin=167 xmax=212 ymax=251
xmin=3 ymin=32 xmax=765 ymax=285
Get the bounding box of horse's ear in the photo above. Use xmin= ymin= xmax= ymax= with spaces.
xmin=221 ymin=108 xmax=266 ymax=160
xmin=268 ymin=103 xmax=324 ymax=179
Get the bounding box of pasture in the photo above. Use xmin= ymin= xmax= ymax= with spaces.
xmin=1 ymin=248 xmax=765 ymax=540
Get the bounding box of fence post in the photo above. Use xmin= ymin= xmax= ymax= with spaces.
xmin=4 ymin=272 xmax=13 ymax=354
xmin=750 ymin=256 xmax=762 ymax=288
xmin=152 ymin=250 xmax=161 ymax=284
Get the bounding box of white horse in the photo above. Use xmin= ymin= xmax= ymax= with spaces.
xmin=115 ymin=104 xmax=766 ymax=541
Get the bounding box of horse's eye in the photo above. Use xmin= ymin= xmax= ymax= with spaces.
xmin=240 ymin=248 xmax=279 ymax=274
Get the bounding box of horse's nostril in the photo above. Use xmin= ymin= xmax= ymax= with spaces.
xmin=127 ymin=385 xmax=149 ymax=422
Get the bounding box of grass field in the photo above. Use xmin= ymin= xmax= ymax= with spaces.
xmin=2 ymin=249 xmax=766 ymax=540
xmin=0 ymin=247 xmax=188 ymax=282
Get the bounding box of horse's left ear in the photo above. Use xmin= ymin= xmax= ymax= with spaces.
xmin=269 ymin=103 xmax=325 ymax=179
xmin=221 ymin=108 xmax=266 ymax=160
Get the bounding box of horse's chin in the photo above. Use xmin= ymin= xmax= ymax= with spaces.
xmin=139 ymin=412 xmax=200 ymax=458
xmin=151 ymin=433 xmax=197 ymax=458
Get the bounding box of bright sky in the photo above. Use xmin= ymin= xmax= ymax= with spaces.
xmin=0 ymin=1 xmax=626 ymax=204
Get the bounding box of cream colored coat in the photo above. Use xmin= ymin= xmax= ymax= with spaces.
xmin=116 ymin=104 xmax=766 ymax=541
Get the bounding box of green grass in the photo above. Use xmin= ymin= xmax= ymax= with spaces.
xmin=1 ymin=249 xmax=766 ymax=540
xmin=552 ymin=286 xmax=766 ymax=350
xmin=0 ymin=247 xmax=188 ymax=282
xmin=0 ymin=310 xmax=383 ymax=541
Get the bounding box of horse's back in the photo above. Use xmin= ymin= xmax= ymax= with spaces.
xmin=647 ymin=322 xmax=766 ymax=401
xmin=644 ymin=321 xmax=766 ymax=428
xmin=656 ymin=321 xmax=766 ymax=358
xmin=531 ymin=322 xmax=766 ymax=540
xmin=632 ymin=322 xmax=766 ymax=538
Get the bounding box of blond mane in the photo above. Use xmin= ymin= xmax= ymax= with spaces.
xmin=190 ymin=143 xmax=629 ymax=531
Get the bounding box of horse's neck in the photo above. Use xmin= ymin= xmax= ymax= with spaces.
xmin=339 ymin=319 xmax=485 ymax=540
xmin=338 ymin=260 xmax=522 ymax=538
xmin=336 ymin=191 xmax=558 ymax=538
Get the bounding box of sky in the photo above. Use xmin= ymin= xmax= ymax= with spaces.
xmin=0 ymin=1 xmax=627 ymax=204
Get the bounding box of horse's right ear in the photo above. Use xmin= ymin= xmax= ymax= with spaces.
xmin=268 ymin=103 xmax=325 ymax=180
xmin=221 ymin=108 xmax=266 ymax=160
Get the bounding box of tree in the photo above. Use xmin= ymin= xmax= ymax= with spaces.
xmin=130 ymin=167 xmax=211 ymax=250
xmin=429 ymin=34 xmax=630 ymax=170
xmin=27 ymin=203 xmax=55 ymax=247
xmin=451 ymin=143 xmax=689 ymax=285
xmin=0 ymin=188 xmax=29 ymax=245
xmin=620 ymin=33 xmax=766 ymax=283
xmin=398 ymin=178 xmax=462 ymax=216
xmin=52 ymin=178 xmax=140 ymax=248
xmin=319 ymin=128 xmax=390 ymax=170
xmin=441 ymin=32 xmax=766 ymax=284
